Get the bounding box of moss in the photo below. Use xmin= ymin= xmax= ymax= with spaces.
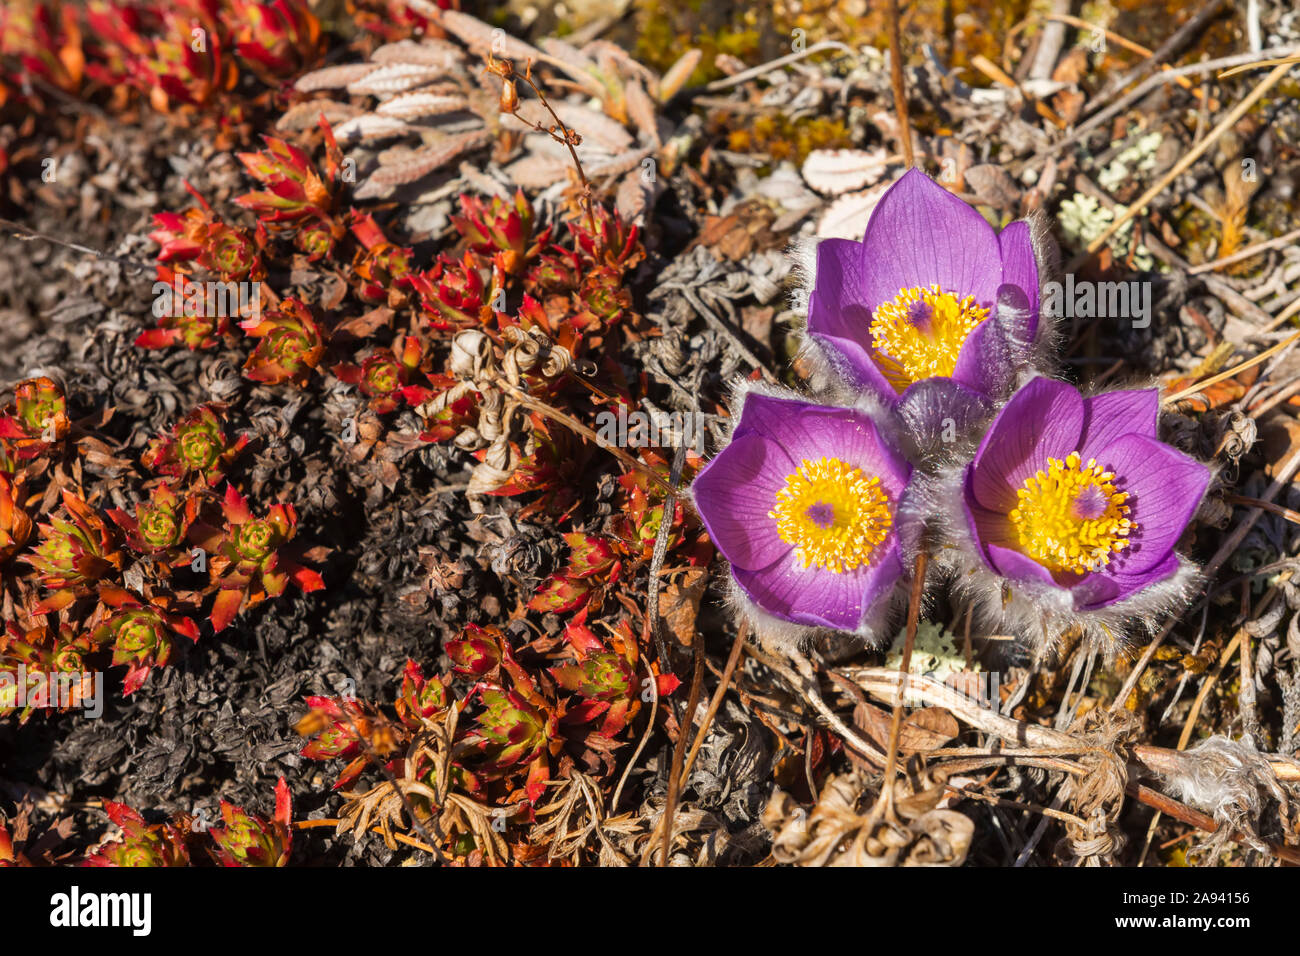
xmin=720 ymin=113 xmax=852 ymax=166
xmin=630 ymin=0 xmax=1036 ymax=87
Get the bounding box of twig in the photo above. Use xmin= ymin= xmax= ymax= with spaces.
xmin=647 ymin=442 xmax=688 ymax=704
xmin=660 ymin=281 xmax=777 ymax=383
xmin=658 ymin=632 xmax=704 ymax=867
xmin=886 ymin=0 xmax=915 ymax=167
xmin=294 ymin=818 xmax=439 ymax=856
xmin=0 ymin=217 xmax=154 ymax=274
xmin=492 ymin=376 xmax=676 ymax=496
xmin=1090 ymin=0 xmax=1227 ymax=106
xmin=1188 ymin=226 xmax=1300 ymax=274
xmin=679 ymin=623 xmax=749 ymax=785
xmin=702 ymin=41 xmax=855 ymax=91
xmin=610 ymin=653 xmax=659 ymax=814
xmin=1161 ymin=330 xmax=1300 ymax=405
xmin=1137 ymin=630 xmax=1245 ymax=865
xmin=1016 ymin=45 xmax=1300 ymax=175
xmin=1026 ymin=0 xmax=1071 ymax=80
xmin=1226 ymin=493 xmax=1300 ymax=527
xmin=762 ymin=648 xmax=886 ymax=765
xmin=875 ymin=551 xmax=928 ymax=822
xmin=945 ymin=783 xmax=1087 ymax=827
xmin=1249 ymin=379 xmax=1300 ymax=418
xmin=487 ymin=55 xmax=601 ymax=253
xmin=1036 ymin=13 xmax=1196 ymax=93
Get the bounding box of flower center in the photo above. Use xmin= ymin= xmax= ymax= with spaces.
xmin=1008 ymin=451 xmax=1135 ymax=574
xmin=869 ymin=284 xmax=990 ymax=392
xmin=768 ymin=456 xmax=893 ymax=574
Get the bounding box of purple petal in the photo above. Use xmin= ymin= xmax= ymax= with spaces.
xmin=1070 ymin=552 xmax=1181 ymax=610
xmin=897 ymin=378 xmax=993 ymax=455
xmin=807 ymin=329 xmax=900 ymax=401
xmin=962 ymin=479 xmax=1017 ymax=550
xmin=1094 ymin=433 xmax=1210 ymax=575
xmin=809 ymin=237 xmax=871 ymax=320
xmin=807 ymin=238 xmax=900 ymax=400
xmin=859 ymin=168 xmax=1001 ymax=313
xmin=985 ymin=543 xmax=1057 ymax=587
xmin=950 ymin=308 xmax=1017 ymax=398
xmin=1078 ymin=388 xmax=1159 ymax=462
xmin=968 ymin=377 xmax=1085 ymax=513
xmin=998 ymin=221 xmax=1039 ymax=340
xmin=732 ymin=539 xmax=903 ymax=630
xmin=692 ymin=432 xmax=793 ymax=571
xmin=736 ymin=392 xmax=911 ymax=498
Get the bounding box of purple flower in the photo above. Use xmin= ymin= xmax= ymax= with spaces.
xmin=961 ymin=377 xmax=1210 ymax=611
xmin=806 ymin=168 xmax=1040 ymax=409
xmin=691 ymin=390 xmax=913 ymax=633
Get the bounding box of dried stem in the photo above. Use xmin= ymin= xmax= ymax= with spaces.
xmin=658 ymin=634 xmax=705 ymax=867
xmin=679 ymin=623 xmax=749 ymax=786
xmin=886 ymin=0 xmax=915 ymax=167
xmin=874 ymin=551 xmax=928 ymax=822
xmin=1161 ymin=330 xmax=1300 ymax=405
xmin=488 ymin=54 xmax=602 ymax=255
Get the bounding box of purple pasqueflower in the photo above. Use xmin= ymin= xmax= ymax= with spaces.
xmin=691 ymin=390 xmax=912 ymax=633
xmin=961 ymin=377 xmax=1209 ymax=611
xmin=806 ymin=167 xmax=1039 ymax=409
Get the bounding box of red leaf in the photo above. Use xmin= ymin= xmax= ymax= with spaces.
xmin=210 ymin=588 xmax=244 ymax=632
xmin=656 ymin=674 xmax=682 ymax=697
xmin=290 ymin=564 xmax=325 ymax=593
xmin=221 ymin=484 xmax=252 ymax=524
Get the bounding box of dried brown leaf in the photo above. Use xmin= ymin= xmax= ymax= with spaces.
xmin=963 ymin=163 xmax=1023 ymax=208
xmin=658 ymin=567 xmax=708 ymax=646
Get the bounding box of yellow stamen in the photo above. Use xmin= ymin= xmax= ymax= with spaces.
xmin=1009 ymin=451 xmax=1135 ymax=575
xmin=869 ymin=284 xmax=990 ymax=392
xmin=768 ymin=457 xmax=893 ymax=574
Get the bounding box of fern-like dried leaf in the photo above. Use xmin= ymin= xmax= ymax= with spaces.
xmin=295 ymin=63 xmax=379 ymax=92
xmin=370 ymin=38 xmax=464 ymax=68
xmin=375 ymin=92 xmax=472 ymax=120
xmin=334 ymin=113 xmax=412 ymax=142
xmin=504 ymin=154 xmax=571 ymax=189
xmin=356 ymin=131 xmax=493 ymax=199
xmin=348 ymin=64 xmax=454 ymax=96
xmin=801 ymin=148 xmax=890 ymax=196
xmin=276 ymin=100 xmax=363 ymax=132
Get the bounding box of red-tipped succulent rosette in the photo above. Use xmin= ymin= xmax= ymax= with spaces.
xmin=936 ymin=377 xmax=1211 ymax=656
xmin=91 ymin=588 xmax=201 ymax=696
xmin=241 ymin=297 xmax=327 ymax=387
xmin=207 ymin=777 xmax=293 ymax=867
xmin=0 ymin=376 xmax=70 ymax=459
xmin=142 ymin=404 xmax=248 ymax=487
xmin=108 ymin=482 xmax=200 ymax=557
xmin=802 ymin=168 xmax=1045 ymax=453
xmin=82 ymin=803 xmax=191 ymax=868
xmin=199 ymin=485 xmax=325 ymax=632
xmin=690 ymin=387 xmax=916 ymax=640
xmin=21 ymin=490 xmax=123 ymax=612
